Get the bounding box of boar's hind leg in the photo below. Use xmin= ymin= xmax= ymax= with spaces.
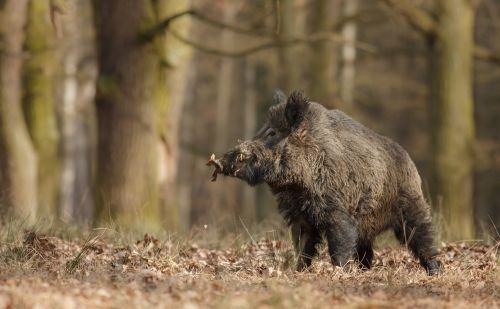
xmin=291 ymin=221 xmax=321 ymax=271
xmin=325 ymin=210 xmax=358 ymax=268
xmin=356 ymin=240 xmax=374 ymax=269
xmin=394 ymin=196 xmax=441 ymax=275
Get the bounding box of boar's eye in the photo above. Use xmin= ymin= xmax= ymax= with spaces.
xmin=265 ymin=128 xmax=276 ymax=137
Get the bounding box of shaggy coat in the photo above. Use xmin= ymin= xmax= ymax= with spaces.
xmin=208 ymin=90 xmax=440 ymax=275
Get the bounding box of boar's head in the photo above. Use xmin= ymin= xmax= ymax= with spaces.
xmin=208 ymin=90 xmax=314 ymax=188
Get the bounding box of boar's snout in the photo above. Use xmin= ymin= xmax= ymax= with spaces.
xmin=207 ymin=142 xmax=258 ymax=182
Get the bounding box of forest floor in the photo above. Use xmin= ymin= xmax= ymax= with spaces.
xmin=0 ymin=223 xmax=498 ymax=309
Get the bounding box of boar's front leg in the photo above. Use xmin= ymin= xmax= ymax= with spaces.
xmin=356 ymin=239 xmax=374 ymax=269
xmin=291 ymin=220 xmax=321 ymax=271
xmin=325 ymin=210 xmax=358 ymax=269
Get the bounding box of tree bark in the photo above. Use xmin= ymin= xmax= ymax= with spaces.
xmin=432 ymin=0 xmax=475 ymax=240
xmin=93 ymin=0 xmax=167 ymax=229
xmin=0 ymin=0 xmax=38 ymax=221
xmin=23 ymin=0 xmax=60 ymax=217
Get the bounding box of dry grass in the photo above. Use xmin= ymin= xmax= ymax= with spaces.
xmin=0 ymin=221 xmax=498 ymax=309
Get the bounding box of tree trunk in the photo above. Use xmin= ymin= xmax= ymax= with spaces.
xmin=160 ymin=0 xmax=193 ymax=232
xmin=59 ymin=0 xmax=96 ymax=222
xmin=308 ymin=0 xmax=339 ymax=108
xmin=23 ymin=0 xmax=60 ymax=217
xmin=277 ymin=0 xmax=300 ymax=93
xmin=340 ymin=0 xmax=358 ymax=106
xmin=433 ymin=0 xmax=475 ymax=240
xmin=0 ymin=0 xmax=38 ymax=221
xmin=176 ymin=60 xmax=197 ymax=234
xmin=212 ymin=6 xmax=237 ymax=215
xmin=93 ymin=0 xmax=166 ymax=229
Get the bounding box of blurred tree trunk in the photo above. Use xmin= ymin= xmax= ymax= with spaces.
xmin=59 ymin=0 xmax=96 ymax=222
xmin=22 ymin=0 xmax=59 ymax=217
xmin=93 ymin=0 xmax=167 ymax=229
xmin=161 ymin=0 xmax=193 ymax=232
xmin=308 ymin=0 xmax=340 ymax=108
xmin=432 ymin=0 xmax=475 ymax=240
xmin=212 ymin=5 xmax=237 ymax=216
xmin=0 ymin=0 xmax=38 ymax=221
xmin=176 ymin=61 xmax=197 ymax=233
xmin=277 ymin=0 xmax=300 ymax=93
xmin=340 ymin=0 xmax=358 ymax=106
xmin=381 ymin=0 xmax=477 ymax=240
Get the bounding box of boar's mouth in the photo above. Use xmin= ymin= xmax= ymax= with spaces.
xmin=206 ymin=152 xmax=249 ymax=182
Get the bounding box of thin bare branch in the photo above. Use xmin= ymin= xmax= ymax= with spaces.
xmin=333 ymin=8 xmax=381 ymax=31
xmin=474 ymin=46 xmax=500 ymax=65
xmin=382 ymin=0 xmax=500 ymax=66
xmin=381 ymin=0 xmax=438 ymax=35
xmin=194 ymin=11 xmax=281 ymax=37
xmin=145 ymin=7 xmax=380 ymax=44
xmin=141 ymin=9 xmax=277 ymax=43
xmin=168 ymin=29 xmax=376 ymax=58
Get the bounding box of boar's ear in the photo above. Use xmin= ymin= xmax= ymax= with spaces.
xmin=285 ymin=90 xmax=309 ymax=128
xmin=272 ymin=89 xmax=286 ymax=105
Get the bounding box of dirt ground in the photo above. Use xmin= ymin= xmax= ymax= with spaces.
xmin=0 ymin=227 xmax=498 ymax=309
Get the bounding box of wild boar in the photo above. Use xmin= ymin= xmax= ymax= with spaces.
xmin=207 ymin=90 xmax=440 ymax=275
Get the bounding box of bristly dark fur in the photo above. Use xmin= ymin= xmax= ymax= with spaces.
xmin=214 ymin=90 xmax=441 ymax=275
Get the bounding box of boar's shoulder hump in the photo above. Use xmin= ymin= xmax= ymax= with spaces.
xmin=326 ymin=110 xmax=390 ymax=140
xmin=323 ymin=109 xmax=410 ymax=159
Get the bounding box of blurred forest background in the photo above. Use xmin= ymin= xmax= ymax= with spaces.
xmin=0 ymin=0 xmax=499 ymax=241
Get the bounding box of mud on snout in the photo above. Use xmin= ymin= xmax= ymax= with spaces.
xmin=206 ymin=147 xmax=253 ymax=182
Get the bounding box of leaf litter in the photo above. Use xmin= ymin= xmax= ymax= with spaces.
xmin=0 ymin=230 xmax=498 ymax=308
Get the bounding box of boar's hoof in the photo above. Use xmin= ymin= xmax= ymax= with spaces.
xmin=424 ymin=259 xmax=442 ymax=276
